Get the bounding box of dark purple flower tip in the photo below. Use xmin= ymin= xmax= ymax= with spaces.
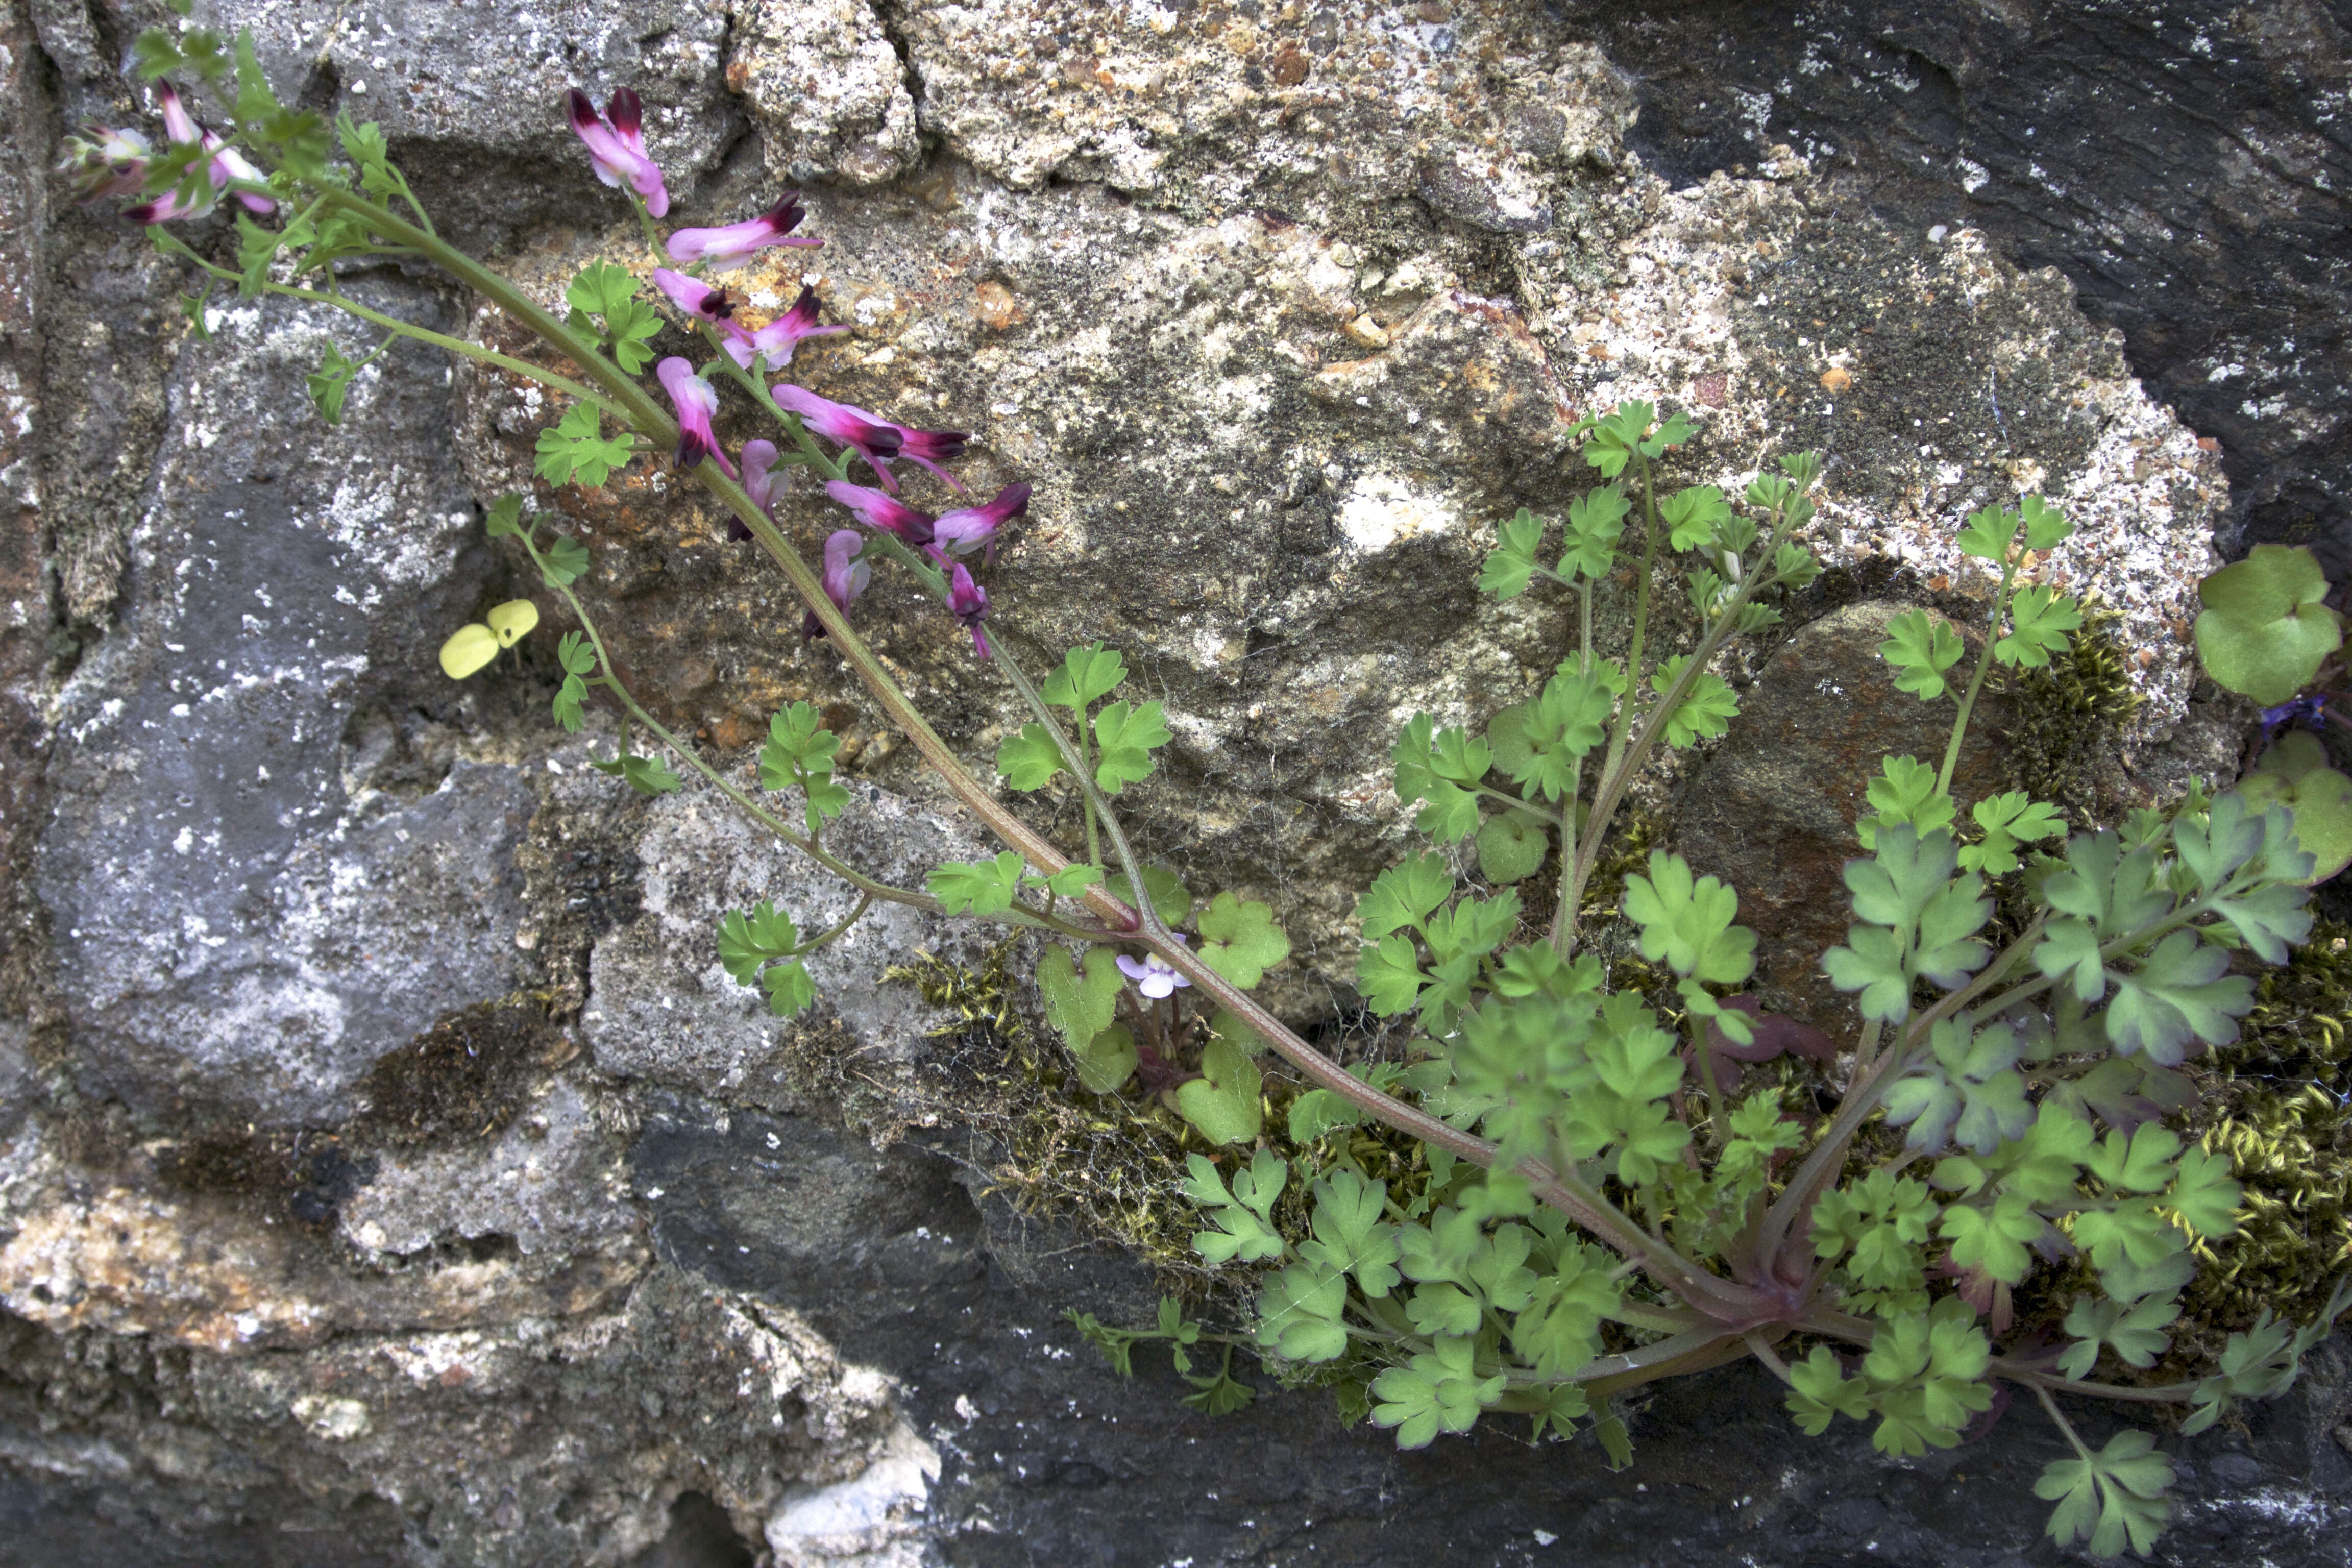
xmin=894 ymin=426 xmax=972 ymax=494
xmin=566 ymin=86 xmax=669 ymax=216
xmin=774 ymin=385 xmax=906 ymax=488
xmin=948 ymin=561 xmax=991 ymax=658
xmin=729 ymin=519 xmax=755 ymax=542
xmin=653 ymin=267 xmax=734 ymax=322
xmin=932 ymin=482 xmax=1031 ymax=561
xmin=656 ymin=355 xmax=737 ymax=479
xmin=605 ymin=86 xmax=645 ymax=138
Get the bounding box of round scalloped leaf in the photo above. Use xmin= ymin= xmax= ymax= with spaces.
xmin=2240 ymin=731 xmax=2352 ymax=883
xmin=1175 ymin=1036 xmax=1263 ymax=1145
xmin=2194 ymin=544 xmax=2342 ymax=705
xmin=1475 ymin=810 xmax=1550 ymax=884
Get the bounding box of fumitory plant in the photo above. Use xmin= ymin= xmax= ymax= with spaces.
xmin=82 ymin=8 xmax=2349 ymax=1559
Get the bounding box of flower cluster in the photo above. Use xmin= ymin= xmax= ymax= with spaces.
xmin=555 ymin=84 xmax=1014 ymax=658
xmin=68 ymin=80 xmax=276 ymax=223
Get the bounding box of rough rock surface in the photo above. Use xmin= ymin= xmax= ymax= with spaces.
xmin=1 ymin=1 xmax=2344 ymax=1565
xmin=1561 ymin=0 xmax=2352 ymax=578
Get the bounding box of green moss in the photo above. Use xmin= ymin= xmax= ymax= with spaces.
xmin=2177 ymin=919 xmax=2352 ymax=1347
xmin=2002 ymin=600 xmax=2142 ymax=816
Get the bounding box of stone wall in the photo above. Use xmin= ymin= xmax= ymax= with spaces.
xmin=1 ymin=1 xmax=2346 ymax=1563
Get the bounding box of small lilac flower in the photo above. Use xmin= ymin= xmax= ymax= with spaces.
xmin=666 ymin=193 xmax=822 ymax=271
xmin=730 ymin=439 xmax=782 ymax=541
xmin=653 ymin=267 xmax=736 ymax=325
xmin=1116 ymin=936 xmax=1192 ymax=999
xmin=566 ymin=87 xmax=668 ymax=216
xmin=772 ymin=385 xmax=903 ymax=485
xmin=823 ymin=481 xmax=935 ymax=549
xmin=58 ymin=125 xmax=152 ymax=202
xmin=948 ymin=561 xmax=992 ymax=659
xmin=721 ymin=286 xmax=849 ymax=370
xmin=804 ymin=529 xmax=872 ymax=639
xmin=656 ymin=356 xmax=736 ymax=479
xmin=932 ymin=482 xmax=1031 ymax=562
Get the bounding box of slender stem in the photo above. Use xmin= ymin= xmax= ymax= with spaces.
xmin=1579 ymin=578 xmax=1595 ymax=676
xmin=1588 ymin=452 xmax=1665 ymax=823
xmin=796 ymin=890 xmax=877 ymax=955
xmin=2031 ymin=1382 xmax=2097 ymax=1463
xmin=1937 ymin=559 xmax=2014 ymax=796
xmin=1743 ymin=1331 xmax=1795 ymax=1384
xmin=1556 ymin=505 xmax=1802 ymax=949
xmin=1074 ymin=711 xmax=1105 ymax=871
xmin=273 ymin=282 xmax=629 ymax=418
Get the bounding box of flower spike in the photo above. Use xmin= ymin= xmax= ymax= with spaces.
xmin=772 ymin=385 xmax=903 ymax=487
xmin=566 ymin=87 xmax=669 ymax=216
xmin=823 ymin=481 xmax=935 ymax=549
xmin=126 ymin=81 xmax=274 ymax=222
xmin=722 ymin=286 xmax=849 ymax=371
xmin=932 ymin=482 xmax=1031 ymax=562
xmin=656 ymin=356 xmax=737 ymax=479
xmin=804 ymin=529 xmax=872 ymax=639
xmin=948 ymin=562 xmax=992 ymax=659
xmin=666 ymin=193 xmax=822 ymax=271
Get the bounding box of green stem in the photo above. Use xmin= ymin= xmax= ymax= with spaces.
xmin=1937 ymin=559 xmax=2014 ymax=797
xmin=272 ymin=282 xmax=629 ymax=420
xmin=1555 ymin=498 xmax=1803 ymax=951
xmin=795 ymin=891 xmax=877 ymax=955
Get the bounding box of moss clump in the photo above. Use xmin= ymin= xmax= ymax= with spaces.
xmin=2002 ymin=600 xmax=2142 ymax=817
xmin=2177 ymin=919 xmax=2352 ymax=1347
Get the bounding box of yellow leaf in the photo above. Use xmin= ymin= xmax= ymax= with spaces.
xmin=485 ymin=599 xmax=540 ymax=647
xmin=438 ymin=623 xmax=499 ymax=679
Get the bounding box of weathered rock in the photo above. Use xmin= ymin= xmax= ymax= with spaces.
xmin=36 ymin=287 xmax=520 ymax=1129
xmin=0 ymin=1 xmax=2340 ymax=1564
xmin=1673 ymin=599 xmax=2015 ymax=1030
xmin=1561 ymin=0 xmax=2352 ymax=577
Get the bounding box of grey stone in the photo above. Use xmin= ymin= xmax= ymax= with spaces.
xmin=211 ymin=0 xmax=746 ymax=244
xmin=37 ymin=286 xmax=520 ymax=1126
xmin=1 ymin=1 xmax=2342 ymax=1563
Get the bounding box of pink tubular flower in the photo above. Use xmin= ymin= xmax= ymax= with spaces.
xmin=722 ymin=287 xmax=849 ymax=371
xmin=804 ymin=529 xmax=872 ymax=639
xmin=1116 ymin=936 xmax=1191 ymax=998
xmin=823 ymin=481 xmax=935 ymax=549
xmin=653 ymin=267 xmax=735 ymax=325
xmin=566 ymin=87 xmax=668 ymax=216
xmin=666 ymin=193 xmax=822 ymax=271
xmin=126 ymin=81 xmax=275 ymax=222
xmin=932 ymin=482 xmax=1031 ymax=562
xmin=58 ymin=125 xmax=151 ymax=202
xmin=656 ymin=356 xmax=736 ymax=479
xmin=730 ymin=439 xmax=782 ymax=541
xmin=948 ymin=562 xmax=992 ymax=659
xmin=772 ymin=385 xmax=901 ymax=485
xmin=771 ymin=385 xmax=965 ymax=494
